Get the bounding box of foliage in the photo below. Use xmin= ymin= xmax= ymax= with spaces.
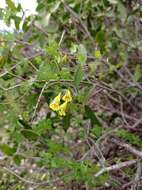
xmin=116 ymin=129 xmax=142 ymax=149
xmin=0 ymin=0 xmax=142 ymax=189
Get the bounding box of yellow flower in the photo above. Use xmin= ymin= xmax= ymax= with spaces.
xmin=62 ymin=90 xmax=72 ymax=103
xmin=49 ymin=93 xmax=61 ymax=111
xmin=58 ymin=101 xmax=68 ymax=116
xmin=49 ymin=90 xmax=72 ymax=116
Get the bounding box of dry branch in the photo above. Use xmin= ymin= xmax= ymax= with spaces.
xmin=111 ymin=138 xmax=142 ymax=158
xmin=94 ymin=159 xmax=138 ymax=177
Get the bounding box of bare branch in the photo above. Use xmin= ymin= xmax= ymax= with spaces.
xmin=111 ymin=138 xmax=142 ymax=158
xmin=32 ymin=81 xmax=48 ymax=121
xmin=3 ymin=166 xmax=60 ymax=186
xmin=94 ymin=159 xmax=138 ymax=177
xmin=130 ymin=162 xmax=142 ymax=190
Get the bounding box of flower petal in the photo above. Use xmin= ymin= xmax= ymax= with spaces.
xmin=49 ymin=92 xmax=61 ymax=111
xmin=58 ymin=102 xmax=68 ymax=116
xmin=62 ymin=90 xmax=72 ymax=102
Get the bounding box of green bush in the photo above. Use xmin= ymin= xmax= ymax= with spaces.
xmin=0 ymin=0 xmax=142 ymax=189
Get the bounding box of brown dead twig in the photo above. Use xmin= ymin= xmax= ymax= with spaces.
xmin=130 ymin=162 xmax=142 ymax=190
xmin=120 ymin=162 xmax=142 ymax=189
xmin=110 ymin=138 xmax=142 ymax=158
xmin=94 ymin=136 xmax=142 ymax=178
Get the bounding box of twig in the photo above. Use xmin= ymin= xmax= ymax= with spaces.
xmin=88 ymin=137 xmax=106 ymax=167
xmin=0 ymin=55 xmax=38 ymax=79
xmin=32 ymin=81 xmax=48 ymax=120
xmin=60 ymin=0 xmax=92 ymax=40
xmin=0 ymin=83 xmax=24 ymax=91
xmin=99 ymin=104 xmax=142 ymax=123
xmin=77 ymin=147 xmax=93 ymax=162
xmin=33 ymin=23 xmax=49 ymax=37
xmin=3 ymin=166 xmax=60 ymax=186
xmin=119 ymin=95 xmax=131 ymax=128
xmin=0 ymin=62 xmax=21 ymax=78
xmin=94 ymin=159 xmax=138 ymax=177
xmin=121 ymin=177 xmax=142 ymax=189
xmin=24 ymin=52 xmax=43 ymax=60
xmin=131 ymin=117 xmax=142 ymax=128
xmin=111 ymin=138 xmax=142 ymax=158
xmin=59 ymin=30 xmax=66 ymax=46
xmin=28 ymin=60 xmax=38 ymax=71
xmin=96 ymin=125 xmax=123 ymax=144
xmin=124 ymin=65 xmax=142 ymax=90
xmin=105 ymin=60 xmax=142 ymax=91
xmin=130 ymin=162 xmax=142 ymax=190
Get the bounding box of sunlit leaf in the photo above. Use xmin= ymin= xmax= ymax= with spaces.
xmin=6 ymin=0 xmax=17 ymax=11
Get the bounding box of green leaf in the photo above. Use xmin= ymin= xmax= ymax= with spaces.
xmin=85 ymin=106 xmax=103 ymax=138
xmin=46 ymin=41 xmax=58 ymax=57
xmin=33 ymin=119 xmax=52 ymax=135
xmin=134 ymin=64 xmax=141 ymax=82
xmin=89 ymin=61 xmax=99 ymax=74
xmin=37 ymin=63 xmax=59 ymax=81
xmin=46 ymin=140 xmax=68 ymax=154
xmin=85 ymin=105 xmax=101 ymax=126
xmin=17 ymin=3 xmax=22 ymax=12
xmin=14 ymin=16 xmax=21 ymax=30
xmin=59 ymin=68 xmax=72 ymax=80
xmin=0 ymin=8 xmax=3 ymax=19
xmin=0 ymin=144 xmax=16 ymax=156
xmin=91 ymin=125 xmax=102 ymax=138
xmin=95 ymin=30 xmax=105 ymax=45
xmin=22 ymin=20 xmax=29 ymax=32
xmin=21 ymin=129 xmax=39 ymax=141
xmin=6 ymin=0 xmax=17 ymax=11
xmin=74 ymin=65 xmax=84 ymax=86
xmin=18 ymin=119 xmax=32 ymax=129
xmin=76 ymin=44 xmax=87 ymax=65
xmin=62 ymin=113 xmax=70 ymax=131
xmin=116 ymin=129 xmax=142 ymax=149
xmin=36 ymin=3 xmax=45 ymax=12
xmin=13 ymin=154 xmax=23 ymax=165
xmin=118 ymin=2 xmax=127 ymax=21
xmin=11 ymin=131 xmax=25 ymax=143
